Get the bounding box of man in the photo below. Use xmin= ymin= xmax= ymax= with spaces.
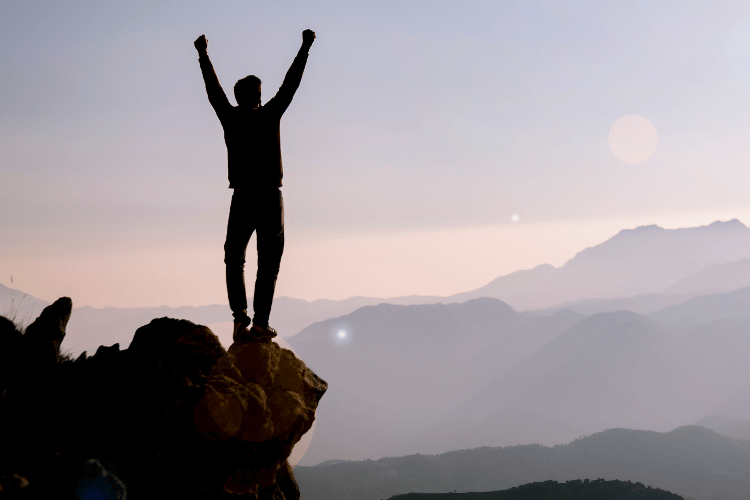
xmin=194 ymin=29 xmax=315 ymax=341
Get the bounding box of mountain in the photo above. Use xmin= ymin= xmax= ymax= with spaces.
xmin=1 ymin=285 xmax=450 ymax=356
xmin=448 ymin=264 xmax=557 ymax=306
xmin=62 ymin=304 xmax=232 ymax=355
xmin=292 ymin=219 xmax=750 ymax=315
xmin=267 ymin=294 xmax=448 ymax=335
xmin=286 ymin=299 xmax=587 ymax=465
xmin=447 ymin=219 xmax=750 ymax=310
xmin=707 ymin=382 xmax=750 ymax=422
xmin=8 ymin=219 xmax=750 ymax=354
xmin=694 ymin=415 xmax=750 ymax=442
xmin=670 ymin=319 xmax=750 ymax=418
xmin=417 ymin=310 xmax=750 ymax=454
xmin=391 ymin=479 xmax=684 ymax=500
xmin=647 ymin=286 xmax=750 ymax=331
xmin=662 ymin=258 xmax=750 ymax=295
xmin=289 ymin=300 xmax=750 ymax=466
xmin=401 ymin=311 xmax=695 ymax=456
xmin=517 ymin=257 xmax=750 ymax=318
xmin=533 ymin=292 xmax=699 ymax=316
xmin=0 ymin=284 xmax=50 ymax=327
xmin=294 ymin=425 xmax=750 ymax=500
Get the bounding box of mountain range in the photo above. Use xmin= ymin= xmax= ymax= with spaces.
xmin=450 ymin=219 xmax=750 ymax=310
xmin=293 ymin=425 xmax=750 ymax=500
xmin=286 ymin=289 xmax=750 ymax=466
xmin=6 ymin=219 xmax=750 ymax=356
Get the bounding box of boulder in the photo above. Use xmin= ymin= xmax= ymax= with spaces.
xmin=0 ymin=299 xmax=327 ymax=499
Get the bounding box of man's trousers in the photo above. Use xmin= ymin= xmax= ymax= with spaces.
xmin=224 ymin=187 xmax=284 ymax=327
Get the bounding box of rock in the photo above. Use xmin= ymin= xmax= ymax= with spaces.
xmin=23 ymin=296 xmax=72 ymax=345
xmin=14 ymin=297 xmax=73 ymax=388
xmin=0 ymin=473 xmax=29 ymax=494
xmin=0 ymin=316 xmax=23 ymax=388
xmin=0 ymin=300 xmax=327 ymax=499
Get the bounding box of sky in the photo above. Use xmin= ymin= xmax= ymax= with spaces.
xmin=3 ymin=1 xmax=750 ymax=308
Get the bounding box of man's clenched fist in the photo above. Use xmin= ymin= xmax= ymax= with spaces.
xmin=194 ymin=34 xmax=208 ymax=52
xmin=302 ymin=30 xmax=316 ymax=46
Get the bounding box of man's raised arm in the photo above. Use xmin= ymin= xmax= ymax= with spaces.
xmin=195 ymin=35 xmax=232 ymax=119
xmin=266 ymin=29 xmax=316 ymax=116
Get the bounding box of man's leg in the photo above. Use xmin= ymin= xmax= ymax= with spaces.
xmin=224 ymin=190 xmax=255 ymax=328
xmin=252 ymin=188 xmax=284 ymax=329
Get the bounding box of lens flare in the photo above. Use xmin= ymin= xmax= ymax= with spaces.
xmin=330 ymin=323 xmax=354 ymax=347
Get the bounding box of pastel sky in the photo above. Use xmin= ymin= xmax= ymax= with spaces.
xmin=3 ymin=1 xmax=750 ymax=308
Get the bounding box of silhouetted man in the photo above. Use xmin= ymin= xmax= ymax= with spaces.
xmin=195 ymin=30 xmax=315 ymax=340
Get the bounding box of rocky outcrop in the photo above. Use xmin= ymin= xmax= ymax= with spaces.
xmin=0 ymin=297 xmax=327 ymax=498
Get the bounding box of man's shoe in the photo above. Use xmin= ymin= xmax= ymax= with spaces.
xmin=232 ymin=317 xmax=252 ymax=342
xmin=249 ymin=324 xmax=278 ymax=339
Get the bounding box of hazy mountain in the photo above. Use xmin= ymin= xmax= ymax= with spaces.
xmin=379 ymin=221 xmax=750 ymax=316
xmin=533 ymin=292 xmax=699 ymax=316
xmin=8 ymin=219 xmax=750 ymax=355
xmin=269 ymin=294 xmax=447 ymax=335
xmin=289 ymin=302 xmax=750 ymax=466
xmin=545 ymin=257 xmax=750 ymax=317
xmin=670 ymin=319 xmax=750 ymax=418
xmin=400 ymin=311 xmax=695 ymax=456
xmin=662 ymin=257 xmax=750 ymax=295
xmin=0 ymin=284 xmax=50 ymax=327
xmin=1 ymin=284 xmax=450 ymax=356
xmin=390 ymin=480 xmax=684 ymax=500
xmin=448 ymin=264 xmax=557 ymax=306
xmin=708 ymin=382 xmax=750 ymax=422
xmin=648 ymin=286 xmax=750 ymax=331
xmin=694 ymin=414 xmax=750 ymax=442
xmin=286 ymin=299 xmax=587 ymax=465
xmin=448 ymin=219 xmax=750 ymax=310
xmin=61 ymin=304 xmax=232 ymax=355
xmin=439 ymin=313 xmax=750 ymax=451
xmin=294 ymin=425 xmax=750 ymax=500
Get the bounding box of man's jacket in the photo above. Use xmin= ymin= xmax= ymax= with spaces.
xmin=198 ymin=49 xmax=309 ymax=188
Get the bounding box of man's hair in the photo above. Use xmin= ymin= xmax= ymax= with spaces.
xmin=234 ymin=75 xmax=262 ymax=106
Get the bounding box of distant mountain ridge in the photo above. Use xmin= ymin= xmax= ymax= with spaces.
xmin=6 ymin=219 xmax=750 ymax=356
xmin=294 ymin=425 xmax=747 ymax=500
xmin=694 ymin=414 xmax=750 ymax=441
xmin=648 ymin=285 xmax=750 ymax=330
xmin=287 ymin=299 xmax=587 ymax=464
xmin=288 ymin=295 xmax=750 ymax=466
xmin=0 ymin=284 xmax=448 ymax=356
xmin=662 ymin=257 xmax=750 ymax=295
xmin=448 ymin=219 xmax=750 ymax=310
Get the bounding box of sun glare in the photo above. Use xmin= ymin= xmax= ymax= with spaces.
xmin=331 ymin=324 xmax=354 ymax=346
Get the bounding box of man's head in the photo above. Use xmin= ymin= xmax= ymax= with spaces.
xmin=234 ymin=75 xmax=262 ymax=108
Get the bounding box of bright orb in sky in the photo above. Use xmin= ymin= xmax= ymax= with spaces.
xmin=511 ymin=214 xmax=519 ymax=223
xmin=338 ymin=330 xmax=346 ymax=339
xmin=608 ymin=115 xmax=658 ymax=164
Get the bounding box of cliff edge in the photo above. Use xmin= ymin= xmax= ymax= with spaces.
xmin=0 ymin=297 xmax=327 ymax=498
